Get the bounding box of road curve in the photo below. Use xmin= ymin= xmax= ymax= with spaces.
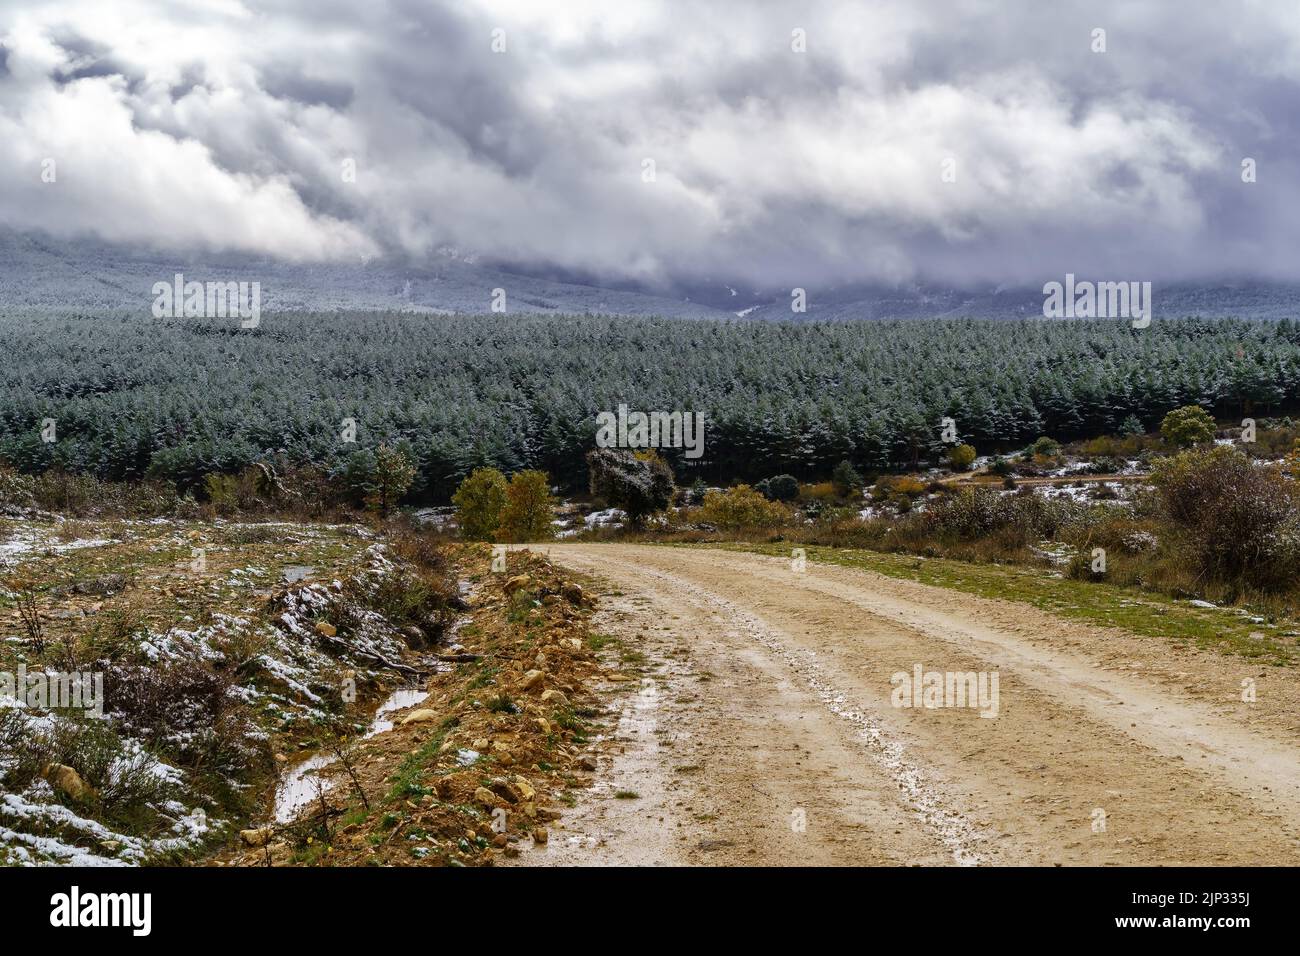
xmin=512 ymin=543 xmax=1300 ymax=867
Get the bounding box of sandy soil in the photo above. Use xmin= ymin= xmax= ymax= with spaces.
xmin=509 ymin=543 xmax=1300 ymax=867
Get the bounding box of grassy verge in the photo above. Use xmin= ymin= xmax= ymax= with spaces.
xmin=694 ymin=542 xmax=1299 ymax=667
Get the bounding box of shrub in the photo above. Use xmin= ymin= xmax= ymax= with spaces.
xmin=1160 ymin=405 xmax=1216 ymax=448
xmin=831 ymin=460 xmax=864 ymax=497
xmin=202 ymin=464 xmax=280 ymax=514
xmin=1029 ymin=436 xmax=1061 ymax=458
xmin=499 ymin=470 xmax=557 ymax=542
xmin=757 ymin=474 xmax=799 ymax=502
xmin=947 ymin=444 xmax=977 ymax=471
xmin=873 ymin=475 xmax=926 ymax=501
xmin=1151 ymin=445 xmax=1300 ymax=588
xmin=1118 ymin=414 xmax=1146 ymax=437
xmin=696 ymin=485 xmax=789 ymax=531
xmin=687 ymin=478 xmax=708 ymax=506
xmin=452 ymin=467 xmax=508 ymax=541
xmin=799 ymin=481 xmax=838 ymax=502
xmin=366 ymin=445 xmax=417 ymax=515
xmin=1083 ymin=455 xmax=1125 ymax=475
xmin=586 ymin=448 xmax=674 ymax=525
xmin=928 ymin=487 xmax=1081 ymax=542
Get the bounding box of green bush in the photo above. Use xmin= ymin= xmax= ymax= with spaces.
xmin=831 ymin=460 xmax=864 ymax=497
xmin=1118 ymin=414 xmax=1145 ymax=437
xmin=452 ymin=467 xmax=509 ymax=541
xmin=499 ymin=470 xmax=557 ymax=542
xmin=757 ymin=474 xmax=799 ymax=501
xmin=947 ymin=444 xmax=977 ymax=471
xmin=1160 ymin=405 xmax=1216 ymax=448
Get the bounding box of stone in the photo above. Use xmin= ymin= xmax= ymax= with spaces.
xmin=240 ymin=827 xmax=274 ymax=848
xmin=42 ymin=763 xmax=94 ymax=802
xmin=503 ymin=575 xmax=532 ymax=595
xmin=474 ymin=787 xmax=500 ymax=808
xmin=561 ymin=582 xmax=586 ymax=605
xmin=315 ymin=621 xmax=337 ymax=638
xmin=578 ymin=754 xmax=598 ymax=771
xmin=510 ymin=776 xmax=536 ymax=802
xmin=540 ymin=689 xmax=568 ymax=706
xmin=520 ymin=669 xmax=544 ymax=691
xmin=532 ymin=826 xmax=549 ymax=844
xmin=400 ymin=709 xmax=440 ymax=725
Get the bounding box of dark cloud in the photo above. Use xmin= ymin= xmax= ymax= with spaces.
xmin=1 ymin=0 xmax=1300 ymax=287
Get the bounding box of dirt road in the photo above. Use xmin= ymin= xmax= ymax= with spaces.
xmin=512 ymin=543 xmax=1300 ymax=866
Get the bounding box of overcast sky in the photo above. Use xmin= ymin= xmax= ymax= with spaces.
xmin=2 ymin=0 xmax=1299 ymax=290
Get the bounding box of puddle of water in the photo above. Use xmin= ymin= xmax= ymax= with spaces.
xmin=367 ymin=688 xmax=428 ymax=735
xmin=274 ymin=753 xmax=336 ymax=824
xmin=273 ymin=683 xmax=428 ymax=823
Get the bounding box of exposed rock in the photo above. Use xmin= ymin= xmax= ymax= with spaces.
xmin=510 ymin=776 xmax=536 ymax=802
xmin=532 ymin=826 xmax=549 ymax=844
xmin=69 ymin=574 xmax=127 ymax=596
xmin=520 ymin=669 xmax=545 ymax=691
xmin=540 ymin=689 xmax=568 ymax=706
xmin=561 ymin=582 xmax=588 ymax=605
xmin=42 ymin=763 xmax=94 ymax=802
xmin=400 ymin=709 xmax=440 ymax=725
xmin=504 ymin=575 xmax=532 ymax=595
xmin=474 ymin=786 xmax=500 ymax=808
xmin=240 ymin=827 xmax=275 ymax=848
xmin=578 ymin=754 xmax=598 ymax=771
xmin=315 ymin=621 xmax=337 ymax=638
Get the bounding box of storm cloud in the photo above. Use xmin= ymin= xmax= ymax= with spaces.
xmin=1 ymin=0 xmax=1299 ymax=288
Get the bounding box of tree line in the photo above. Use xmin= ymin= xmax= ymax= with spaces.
xmin=2 ymin=309 xmax=1298 ymax=500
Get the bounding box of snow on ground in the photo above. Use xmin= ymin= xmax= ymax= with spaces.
xmin=0 ymin=526 xmax=113 ymax=568
xmin=584 ymin=508 xmax=626 ymax=529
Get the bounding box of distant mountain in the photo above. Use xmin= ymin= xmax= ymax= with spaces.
xmin=1 ymin=229 xmax=1298 ymax=321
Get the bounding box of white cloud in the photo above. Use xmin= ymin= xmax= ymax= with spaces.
xmin=1 ymin=0 xmax=1299 ymax=285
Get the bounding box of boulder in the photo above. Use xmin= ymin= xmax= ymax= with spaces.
xmin=43 ymin=763 xmax=94 ymax=802
xmin=239 ymin=827 xmax=274 ymax=848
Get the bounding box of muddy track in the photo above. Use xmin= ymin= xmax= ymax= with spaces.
xmin=512 ymin=543 xmax=1300 ymax=867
